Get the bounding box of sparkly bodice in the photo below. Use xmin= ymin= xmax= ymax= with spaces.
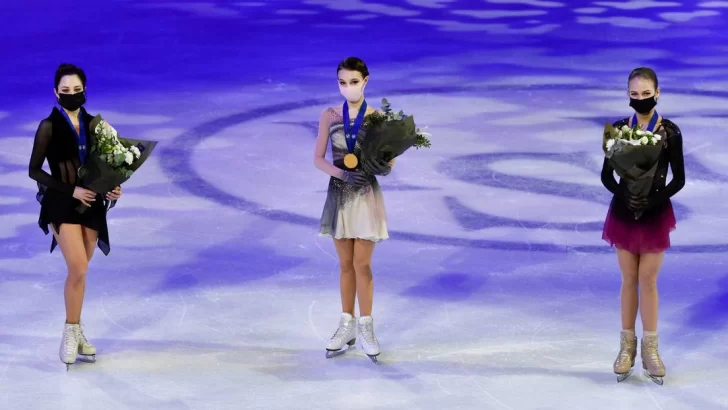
xmin=326 ymin=107 xmax=373 ymax=168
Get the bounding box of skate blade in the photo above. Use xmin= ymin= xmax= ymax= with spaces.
xmin=325 ymin=349 xmax=347 ymax=359
xmin=616 ymin=369 xmax=633 ymax=382
xmin=325 ymin=339 xmax=356 ymax=359
xmin=367 ymin=354 xmax=379 ymax=364
xmin=643 ymin=369 xmax=664 ymax=385
xmin=326 ymin=345 xmax=355 ymax=359
xmin=61 ymin=357 xmax=75 ymax=371
xmin=78 ymin=355 xmax=96 ymax=363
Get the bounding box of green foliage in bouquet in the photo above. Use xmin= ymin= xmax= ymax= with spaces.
xmin=363 ymin=98 xmax=431 ymax=149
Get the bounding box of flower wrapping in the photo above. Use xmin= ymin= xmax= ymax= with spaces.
xmin=75 ymin=115 xmax=158 ymax=213
xmin=602 ymin=122 xmax=664 ymax=220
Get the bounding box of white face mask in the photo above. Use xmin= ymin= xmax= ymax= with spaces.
xmin=339 ymin=82 xmax=365 ymax=102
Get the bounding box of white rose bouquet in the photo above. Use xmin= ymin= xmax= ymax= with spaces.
xmin=93 ymin=119 xmax=143 ymax=177
xmin=602 ymin=122 xmax=665 ymax=220
xmin=604 ymin=124 xmax=662 ymax=152
xmin=75 ymin=114 xmax=158 ymax=213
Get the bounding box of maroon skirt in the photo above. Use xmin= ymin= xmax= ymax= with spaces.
xmin=602 ymin=202 xmax=676 ymax=254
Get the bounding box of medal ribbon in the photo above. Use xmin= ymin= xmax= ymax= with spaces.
xmin=343 ymin=100 xmax=367 ymax=154
xmin=631 ymin=110 xmax=659 ymax=132
xmin=59 ymin=106 xmax=88 ymax=165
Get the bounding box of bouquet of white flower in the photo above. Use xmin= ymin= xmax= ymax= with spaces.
xmin=604 ymin=124 xmax=662 ymax=152
xmin=602 ymin=122 xmax=665 ymax=220
xmin=75 ymin=115 xmax=157 ymax=213
xmin=93 ymin=119 xmax=143 ymax=177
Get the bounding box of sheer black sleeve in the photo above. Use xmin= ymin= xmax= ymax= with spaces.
xmin=601 ymin=157 xmax=624 ymax=199
xmin=649 ymin=125 xmax=685 ymax=207
xmin=28 ymin=120 xmax=76 ymax=196
xmin=600 ymin=118 xmax=628 ymax=199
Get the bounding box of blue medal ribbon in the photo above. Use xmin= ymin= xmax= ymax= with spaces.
xmin=343 ymin=100 xmax=367 ymax=154
xmin=631 ymin=111 xmax=659 ymax=132
xmin=59 ymin=106 xmax=88 ymax=165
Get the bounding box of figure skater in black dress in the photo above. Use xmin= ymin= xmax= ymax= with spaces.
xmin=602 ymin=67 xmax=685 ymax=384
xmin=29 ymin=64 xmax=122 ymax=369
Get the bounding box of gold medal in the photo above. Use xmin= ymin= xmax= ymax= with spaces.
xmin=343 ymin=153 xmax=358 ymax=169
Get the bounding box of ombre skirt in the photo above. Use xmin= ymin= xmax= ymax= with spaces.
xmin=602 ymin=201 xmax=676 ymax=254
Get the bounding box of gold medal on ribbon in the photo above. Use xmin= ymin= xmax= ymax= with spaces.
xmin=343 ymin=153 xmax=358 ymax=169
xmin=342 ymin=100 xmax=367 ymax=171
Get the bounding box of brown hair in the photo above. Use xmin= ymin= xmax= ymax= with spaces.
xmin=628 ymin=67 xmax=658 ymax=89
xmin=337 ymin=57 xmax=369 ymax=78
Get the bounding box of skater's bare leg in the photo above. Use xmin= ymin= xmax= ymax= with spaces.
xmin=353 ymin=239 xmax=379 ymax=362
xmin=637 ymin=252 xmax=664 ymax=332
xmin=638 ymin=251 xmax=666 ymax=383
xmin=613 ymin=248 xmax=639 ymax=380
xmin=353 ymin=239 xmax=375 ymax=317
xmin=76 ymin=226 xmax=99 ymax=358
xmin=52 ymin=224 xmax=89 ymax=325
xmin=52 ymin=224 xmax=88 ymax=367
xmin=326 ymin=239 xmax=357 ymax=358
xmin=334 ymin=239 xmax=356 ymax=315
xmin=617 ymin=248 xmax=639 ymax=331
xmin=79 ymin=226 xmax=97 ymax=316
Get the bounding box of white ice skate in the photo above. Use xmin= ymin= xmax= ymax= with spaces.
xmin=326 ymin=313 xmax=357 ymax=358
xmin=357 ymin=316 xmax=380 ymax=363
xmin=59 ymin=323 xmax=79 ymax=370
xmin=76 ymin=323 xmax=97 ymax=363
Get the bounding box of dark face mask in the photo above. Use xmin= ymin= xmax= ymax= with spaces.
xmin=629 ymin=96 xmax=657 ymax=114
xmin=58 ymin=91 xmax=86 ymax=111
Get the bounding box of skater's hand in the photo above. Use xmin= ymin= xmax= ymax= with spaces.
xmin=73 ymin=187 xmax=96 ymax=207
xmin=627 ymin=195 xmax=648 ymax=212
xmin=106 ymin=186 xmax=122 ymax=201
xmin=341 ymin=170 xmax=370 ymax=187
xmin=362 ymin=158 xmax=391 ymax=176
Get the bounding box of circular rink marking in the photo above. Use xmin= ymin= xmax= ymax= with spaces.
xmin=160 ymin=85 xmax=728 ymax=253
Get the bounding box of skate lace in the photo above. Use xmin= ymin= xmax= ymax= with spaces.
xmin=63 ymin=326 xmax=78 ymax=354
xmin=331 ymin=321 xmax=353 ymax=342
xmin=77 ymin=325 xmax=89 ymax=345
xmin=361 ymin=322 xmax=377 ymax=345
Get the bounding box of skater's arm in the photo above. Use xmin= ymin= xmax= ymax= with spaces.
xmin=28 ymin=120 xmax=76 ymax=195
xmin=314 ymin=109 xmax=346 ymax=180
xmin=601 ymin=119 xmax=629 ymax=199
xmin=648 ymin=127 xmax=685 ymax=207
xmin=600 ymin=157 xmax=624 ymax=199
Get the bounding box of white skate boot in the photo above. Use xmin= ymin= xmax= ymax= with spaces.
xmin=76 ymin=323 xmax=97 ymax=362
xmin=357 ymin=316 xmax=380 ymax=363
xmin=59 ymin=323 xmax=79 ymax=370
xmin=326 ymin=313 xmax=357 ymax=358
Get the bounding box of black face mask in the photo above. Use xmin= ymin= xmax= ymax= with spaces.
xmin=58 ymin=92 xmax=86 ymax=111
xmin=629 ymin=96 xmax=657 ymax=115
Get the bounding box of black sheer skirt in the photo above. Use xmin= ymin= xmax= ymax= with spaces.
xmin=36 ymin=182 xmax=111 ymax=254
